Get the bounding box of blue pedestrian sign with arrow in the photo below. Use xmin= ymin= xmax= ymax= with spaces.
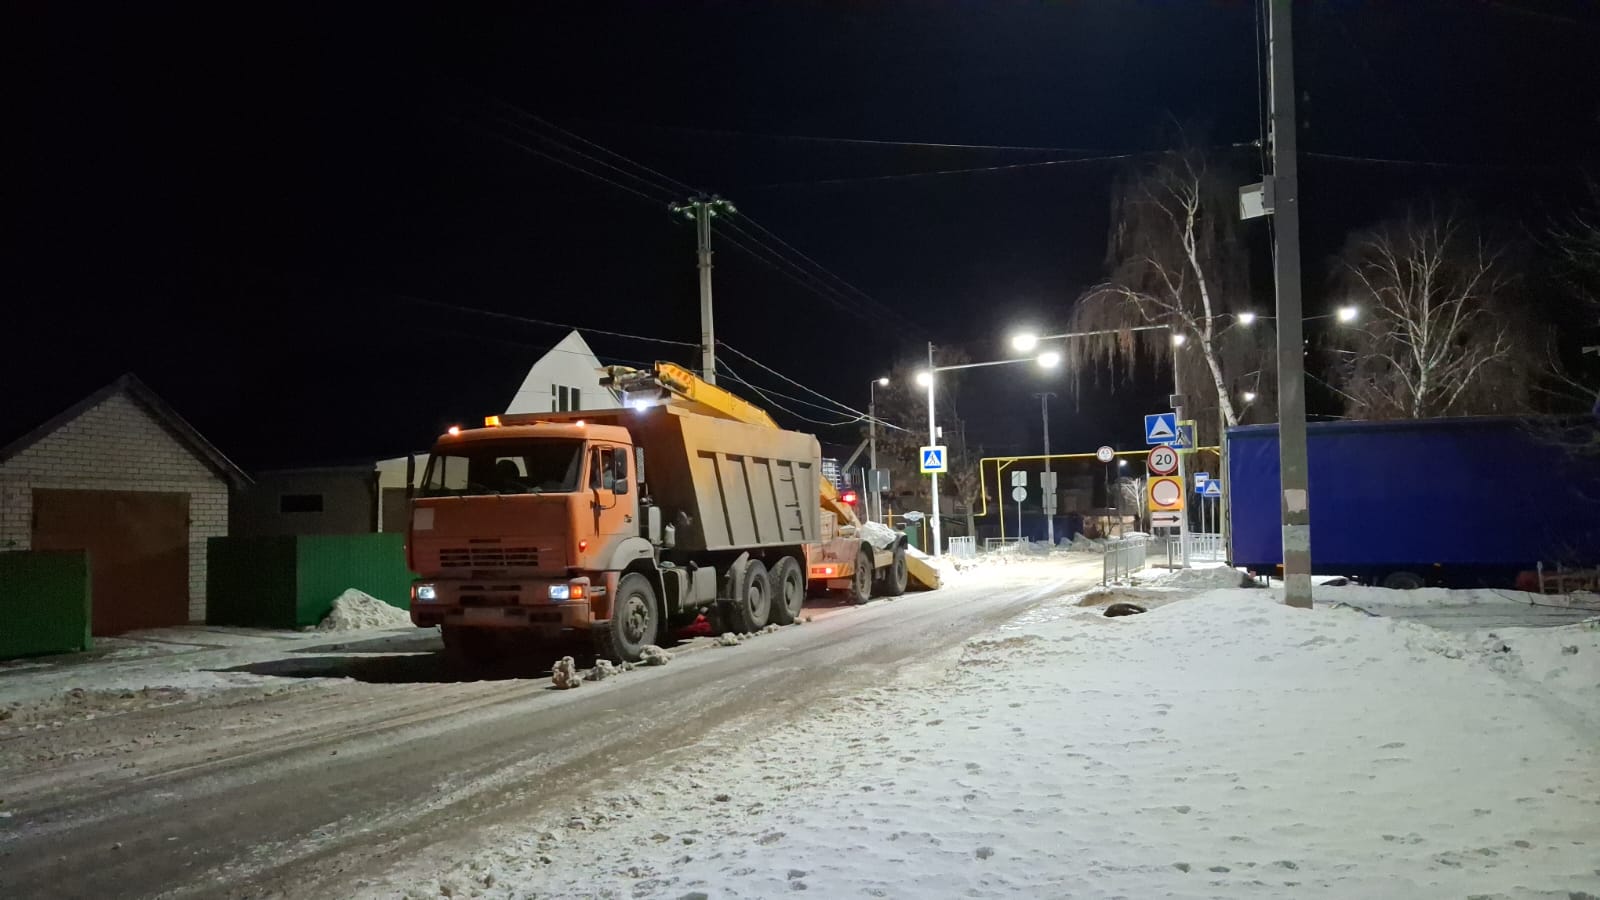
xmin=1144 ymin=413 xmax=1178 ymax=445
xmin=919 ymin=445 xmax=948 ymax=474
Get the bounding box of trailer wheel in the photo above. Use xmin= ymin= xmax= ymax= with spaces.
xmin=595 ymin=573 xmax=661 ymax=663
xmin=724 ymin=559 xmax=771 ymax=632
xmin=768 ymin=557 xmax=805 ymax=625
xmin=846 ymin=547 xmax=874 ymax=605
xmin=1381 ymin=570 xmax=1426 ymax=591
xmin=874 ymin=542 xmax=908 ymax=597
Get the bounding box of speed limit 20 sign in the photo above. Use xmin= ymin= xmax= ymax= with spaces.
xmin=1146 ymin=445 xmax=1179 ymax=476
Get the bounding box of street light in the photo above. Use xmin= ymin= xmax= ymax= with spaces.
xmin=1171 ymin=332 xmax=1187 ymax=346
xmin=867 ymin=377 xmax=891 ymax=523
xmin=1011 ymin=331 xmax=1040 ymax=353
xmin=918 ymin=346 xmax=1060 ymax=557
xmin=1237 ymin=311 xmax=1257 ymax=326
xmin=1336 ymin=305 xmax=1360 ymax=324
xmin=1242 ymin=390 xmax=1258 ymax=403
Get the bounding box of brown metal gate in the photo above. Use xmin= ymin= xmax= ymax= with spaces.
xmin=32 ymin=489 xmax=189 ymax=635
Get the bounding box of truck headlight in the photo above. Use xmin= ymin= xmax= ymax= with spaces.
xmin=415 ymin=584 xmax=437 ymax=602
xmin=548 ymin=584 xmax=570 ymax=601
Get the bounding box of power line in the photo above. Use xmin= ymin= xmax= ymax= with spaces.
xmin=574 ymin=121 xmax=1110 ymax=154
xmin=728 ymin=211 xmax=915 ymax=331
xmin=1302 ymin=151 xmax=1584 ymax=173
xmin=482 ymin=114 xmax=682 ymax=203
xmin=716 ymin=358 xmax=864 ymax=428
xmin=747 ymin=152 xmax=1140 ymax=189
xmin=457 ymin=116 xmax=666 ymax=204
xmin=396 ymin=293 xmax=699 ymax=348
xmin=716 ymin=340 xmax=876 ymax=421
xmin=480 ymin=103 xmax=694 ymax=197
xmin=710 ymin=223 xmax=893 ymax=328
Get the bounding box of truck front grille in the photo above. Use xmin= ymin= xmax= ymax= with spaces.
xmin=439 ymin=546 xmax=539 ymax=569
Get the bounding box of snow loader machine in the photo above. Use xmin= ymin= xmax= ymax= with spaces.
xmin=406 ymin=361 xmax=940 ymax=663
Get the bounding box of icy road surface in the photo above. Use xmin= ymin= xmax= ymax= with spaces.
xmin=0 ymin=558 xmax=1100 ymax=899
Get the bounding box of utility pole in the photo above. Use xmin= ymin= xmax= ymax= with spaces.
xmin=1035 ymin=392 xmax=1057 ymax=545
xmin=669 ymin=195 xmax=737 ymax=385
xmin=1267 ymin=0 xmax=1313 ymax=609
xmin=868 ymin=377 xmax=888 ymax=524
xmin=927 ymin=341 xmax=942 ymax=557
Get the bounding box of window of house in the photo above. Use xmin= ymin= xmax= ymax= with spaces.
xmin=552 ymin=385 xmax=582 ymax=412
xmin=280 ymin=494 xmax=324 ymax=513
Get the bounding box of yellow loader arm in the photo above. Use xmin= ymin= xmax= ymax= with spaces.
xmin=601 ymin=362 xmax=862 ymax=529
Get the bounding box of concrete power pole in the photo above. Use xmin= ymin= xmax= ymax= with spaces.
xmin=1035 ymin=392 xmax=1057 ymax=545
xmin=669 ymin=195 xmax=737 ymax=385
xmin=1268 ymin=0 xmax=1313 ymax=609
xmin=927 ymin=341 xmax=942 ymax=558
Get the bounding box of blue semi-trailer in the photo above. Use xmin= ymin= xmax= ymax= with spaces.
xmin=1227 ymin=417 xmax=1600 ymax=589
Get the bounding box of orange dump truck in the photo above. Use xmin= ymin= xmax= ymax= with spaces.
xmin=407 ymin=362 xmax=933 ymax=663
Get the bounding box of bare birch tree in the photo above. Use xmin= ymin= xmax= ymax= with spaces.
xmin=1064 ymin=143 xmax=1273 ymax=444
xmin=1331 ymin=209 xmax=1534 ymax=419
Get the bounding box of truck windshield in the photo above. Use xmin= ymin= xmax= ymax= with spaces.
xmin=421 ymin=439 xmax=585 ymax=496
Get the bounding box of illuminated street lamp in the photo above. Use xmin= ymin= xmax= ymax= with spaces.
xmin=1237 ymin=311 xmax=1257 ymax=326
xmin=917 ymin=348 xmax=1060 ymax=557
xmin=1336 ymin=305 xmax=1360 ymax=324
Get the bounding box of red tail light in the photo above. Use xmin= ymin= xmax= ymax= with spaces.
xmin=841 ymin=490 xmax=858 ymax=506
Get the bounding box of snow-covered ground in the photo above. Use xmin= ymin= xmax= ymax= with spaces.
xmin=369 ymin=574 xmax=1600 ymax=900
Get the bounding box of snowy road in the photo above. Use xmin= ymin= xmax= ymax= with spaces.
xmin=0 ymin=558 xmax=1100 ymax=899
xmin=363 ymin=575 xmax=1600 ymax=900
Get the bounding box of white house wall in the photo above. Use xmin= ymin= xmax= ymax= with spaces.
xmin=505 ymin=330 xmax=619 ymax=415
xmin=0 ymin=392 xmax=229 ymax=623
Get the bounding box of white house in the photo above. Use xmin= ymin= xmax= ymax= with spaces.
xmin=374 ymin=330 xmax=620 ymax=527
xmin=505 ymin=330 xmax=620 ymax=415
xmin=0 ymin=374 xmax=248 ymax=633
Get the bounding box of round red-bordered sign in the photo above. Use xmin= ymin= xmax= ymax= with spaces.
xmin=1147 ymin=445 xmax=1179 ymax=476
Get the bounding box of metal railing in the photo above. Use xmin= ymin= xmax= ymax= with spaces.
xmin=1188 ymin=532 xmax=1225 ymax=562
xmin=947 ymin=536 xmax=977 ymax=560
xmin=983 ymin=537 xmax=1023 ymax=553
xmin=1102 ymin=536 xmax=1147 ymax=585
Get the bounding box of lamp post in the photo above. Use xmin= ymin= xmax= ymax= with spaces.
xmin=868 ymin=376 xmax=889 ymax=523
xmin=916 ymin=345 xmax=1061 ymax=557
xmin=1010 ymin=323 xmax=1190 ymax=565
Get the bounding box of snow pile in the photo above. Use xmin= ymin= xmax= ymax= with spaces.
xmin=638 ymin=645 xmax=671 ymax=666
xmin=1068 ymin=533 xmax=1103 ymax=553
xmin=588 ymin=659 xmax=618 ymax=681
xmin=380 ymin=588 xmax=1600 ymax=900
xmin=315 ymin=590 xmax=410 ymax=631
xmin=716 ymin=632 xmax=741 ymax=647
xmin=1158 ymin=565 xmax=1253 ymax=590
xmin=856 ymin=521 xmax=901 ymax=550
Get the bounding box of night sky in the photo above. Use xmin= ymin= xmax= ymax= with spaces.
xmin=11 ymin=1 xmax=1599 ymax=470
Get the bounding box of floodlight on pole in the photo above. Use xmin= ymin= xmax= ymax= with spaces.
xmin=877 ymin=376 xmax=890 ymax=387
xmin=1243 ymin=390 xmax=1258 ymax=403
xmin=1037 ymin=350 xmax=1062 ymax=368
xmin=1171 ymin=332 xmax=1187 ymax=346
xmin=914 ymin=371 xmax=932 ymax=388
xmin=1237 ymin=311 xmax=1257 ymax=326
xmin=1336 ymin=305 xmax=1360 ymax=324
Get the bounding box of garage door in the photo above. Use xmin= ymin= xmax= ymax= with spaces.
xmin=32 ymin=489 xmax=189 ymax=636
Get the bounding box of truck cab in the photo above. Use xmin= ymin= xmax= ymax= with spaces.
xmin=408 ymin=421 xmax=650 ymax=658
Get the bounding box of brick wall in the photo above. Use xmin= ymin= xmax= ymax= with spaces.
xmin=0 ymin=392 xmax=229 ymax=623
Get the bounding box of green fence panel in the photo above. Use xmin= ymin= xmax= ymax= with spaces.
xmin=293 ymin=534 xmax=412 ymax=628
xmin=0 ymin=550 xmax=92 ymax=659
xmin=206 ymin=536 xmax=298 ymax=628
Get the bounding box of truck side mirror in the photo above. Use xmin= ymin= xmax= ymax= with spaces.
xmin=614 ymin=478 xmax=629 ymax=495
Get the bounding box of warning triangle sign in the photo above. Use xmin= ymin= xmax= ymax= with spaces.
xmin=1148 ymin=419 xmax=1174 ymax=440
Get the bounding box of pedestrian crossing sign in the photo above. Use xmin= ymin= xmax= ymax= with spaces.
xmin=919 ymin=445 xmax=948 ymax=474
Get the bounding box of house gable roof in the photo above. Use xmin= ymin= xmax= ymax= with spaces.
xmin=0 ymin=373 xmax=251 ymax=487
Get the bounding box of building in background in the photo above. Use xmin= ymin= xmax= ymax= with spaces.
xmin=505 ymin=330 xmax=620 ymax=415
xmin=230 ymin=464 xmax=379 ymax=537
xmin=0 ymin=374 xmax=248 ymax=633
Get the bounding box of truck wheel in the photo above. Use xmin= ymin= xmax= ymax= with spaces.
xmin=595 ymin=573 xmax=661 ymax=663
xmin=1381 ymin=570 xmax=1426 ymax=591
xmin=768 ymin=557 xmax=805 ymax=625
xmin=846 ymin=547 xmax=873 ymax=605
xmin=724 ymin=559 xmax=771 ymax=632
xmin=874 ymin=543 xmax=908 ymax=597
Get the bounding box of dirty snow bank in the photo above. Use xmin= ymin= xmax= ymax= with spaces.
xmin=316 ymin=590 xmax=411 ymax=631
xmin=372 ymin=589 xmax=1600 ymax=900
